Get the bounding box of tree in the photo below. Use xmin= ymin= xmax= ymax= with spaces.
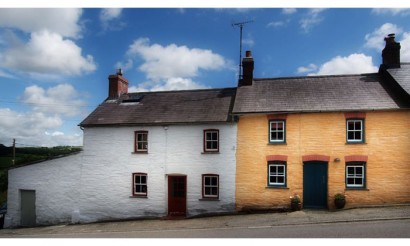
xmin=0 ymin=170 xmax=7 ymax=192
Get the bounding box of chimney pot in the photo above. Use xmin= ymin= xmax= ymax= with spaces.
xmin=117 ymin=68 xmax=123 ymax=76
xmin=245 ymin=50 xmax=252 ymax=58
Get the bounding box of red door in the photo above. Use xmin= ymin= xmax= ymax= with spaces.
xmin=168 ymin=176 xmax=187 ymax=216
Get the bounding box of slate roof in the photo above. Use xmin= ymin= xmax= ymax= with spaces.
xmin=386 ymin=63 xmax=410 ymax=96
xmin=80 ymin=88 xmax=236 ymax=126
xmin=232 ymin=73 xmax=407 ymax=114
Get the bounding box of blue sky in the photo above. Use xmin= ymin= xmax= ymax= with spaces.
xmin=1 ymin=4 xmax=410 ymax=147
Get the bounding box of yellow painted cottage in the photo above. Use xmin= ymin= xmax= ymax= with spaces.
xmin=232 ymin=34 xmax=410 ymax=210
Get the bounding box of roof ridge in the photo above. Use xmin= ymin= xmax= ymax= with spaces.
xmin=254 ymin=72 xmax=378 ymax=81
xmin=127 ymin=87 xmax=236 ymax=95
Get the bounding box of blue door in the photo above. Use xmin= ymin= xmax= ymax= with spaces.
xmin=303 ymin=162 xmax=328 ymax=209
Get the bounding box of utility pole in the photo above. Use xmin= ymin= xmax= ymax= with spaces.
xmin=232 ymin=20 xmax=253 ymax=80
xmin=12 ymin=138 xmax=15 ymax=165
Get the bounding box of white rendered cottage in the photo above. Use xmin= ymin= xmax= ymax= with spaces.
xmin=4 ymin=71 xmax=237 ymax=227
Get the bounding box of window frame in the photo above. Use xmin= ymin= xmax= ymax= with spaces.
xmin=134 ymin=131 xmax=148 ymax=153
xmin=132 ymin=173 xmax=148 ymax=197
xmin=203 ymin=129 xmax=219 ymax=153
xmin=346 ymin=119 xmax=365 ymax=143
xmin=269 ymin=120 xmax=286 ymax=144
xmin=202 ymin=174 xmax=219 ymax=199
xmin=267 ymin=161 xmax=287 ymax=187
xmin=345 ymin=162 xmax=366 ymax=189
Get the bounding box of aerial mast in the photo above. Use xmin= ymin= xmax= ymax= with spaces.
xmin=232 ymin=20 xmax=253 ymax=80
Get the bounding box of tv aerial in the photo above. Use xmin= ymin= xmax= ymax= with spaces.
xmin=232 ymin=20 xmax=254 ymax=80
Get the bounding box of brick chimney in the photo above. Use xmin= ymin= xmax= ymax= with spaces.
xmin=382 ymin=33 xmax=401 ymax=68
xmin=239 ymin=50 xmax=254 ymax=86
xmin=108 ymin=69 xmax=128 ymax=98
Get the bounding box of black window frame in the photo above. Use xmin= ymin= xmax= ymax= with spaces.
xmin=346 ymin=119 xmax=365 ymax=143
xmin=269 ymin=120 xmax=286 ymax=144
xmin=132 ymin=173 xmax=148 ymax=197
xmin=135 ymin=131 xmax=148 ymax=153
xmin=267 ymin=161 xmax=287 ymax=187
xmin=202 ymin=174 xmax=219 ymax=199
xmin=204 ymin=129 xmax=219 ymax=153
xmin=345 ymin=162 xmax=366 ymax=189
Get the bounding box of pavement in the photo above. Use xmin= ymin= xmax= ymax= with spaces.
xmin=0 ymin=204 xmax=410 ymax=237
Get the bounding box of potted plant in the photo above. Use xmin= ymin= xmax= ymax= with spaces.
xmin=334 ymin=193 xmax=346 ymax=209
xmin=290 ymin=194 xmax=302 ymax=211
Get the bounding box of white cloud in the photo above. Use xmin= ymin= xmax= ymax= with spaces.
xmin=0 ymin=111 xmax=83 ymax=146
xmin=21 ymin=84 xmax=87 ymax=117
xmin=371 ymin=8 xmax=410 ymax=16
xmin=300 ymin=8 xmax=326 ymax=33
xmin=0 ymin=83 xmax=86 ymax=147
xmin=306 ymin=53 xmax=378 ymax=76
xmin=216 ymin=8 xmax=253 ymax=14
xmin=282 ymin=8 xmax=297 ymax=15
xmin=0 ymin=8 xmax=82 ymax=38
xmin=0 ymin=108 xmax=62 ymax=131
xmin=0 ymin=108 xmax=63 ymax=146
xmin=177 ymin=8 xmax=185 ymax=14
xmin=0 ymin=69 xmax=14 ymax=79
xmin=119 ymin=37 xmax=232 ymax=91
xmin=100 ymin=8 xmax=122 ymax=22
xmin=267 ymin=21 xmax=285 ymax=28
xmin=364 ymin=23 xmax=403 ymax=50
xmin=1 ymin=30 xmax=96 ymax=76
xmin=297 ymin=63 xmax=318 ymax=74
xmin=43 ymin=132 xmax=83 ymax=147
xmin=46 ymin=131 xmax=64 ymax=137
xmin=126 ymin=37 xmax=229 ymax=81
xmin=129 ymin=77 xmax=210 ymax=92
xmin=115 ymin=59 xmax=133 ymax=72
xmin=400 ymin=32 xmax=410 ymax=62
xmin=243 ymin=33 xmax=255 ymax=47
xmin=99 ymin=8 xmax=125 ymax=31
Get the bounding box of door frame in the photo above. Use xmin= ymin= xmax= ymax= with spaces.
xmin=20 ymin=189 xmax=36 ymax=227
xmin=303 ymin=161 xmax=328 ymax=209
xmin=167 ymin=175 xmax=187 ymax=216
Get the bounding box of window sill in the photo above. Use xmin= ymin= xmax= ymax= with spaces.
xmin=345 ymin=142 xmax=366 ymax=145
xmin=268 ymin=142 xmax=287 ymax=145
xmin=199 ymin=198 xmax=220 ymax=201
xmin=345 ymin=188 xmax=369 ymax=191
xmin=201 ymin=152 xmax=220 ymax=154
xmin=129 ymin=195 xmax=148 ymax=198
xmin=131 ymin=152 xmax=148 ymax=154
xmin=265 ymin=186 xmax=289 ymax=189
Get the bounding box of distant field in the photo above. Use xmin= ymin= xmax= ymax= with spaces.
xmin=0 ymin=157 xmax=9 ymax=205
xmin=0 ymin=193 xmax=5 ymax=205
xmin=0 ymin=156 xmax=12 ymax=169
xmin=0 ymin=155 xmax=50 ymax=169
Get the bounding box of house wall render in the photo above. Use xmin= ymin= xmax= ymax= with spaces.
xmin=5 ymin=123 xmax=237 ymax=227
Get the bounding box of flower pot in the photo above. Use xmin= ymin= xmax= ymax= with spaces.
xmin=291 ymin=202 xmax=302 ymax=211
xmin=334 ymin=199 xmax=346 ymax=209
